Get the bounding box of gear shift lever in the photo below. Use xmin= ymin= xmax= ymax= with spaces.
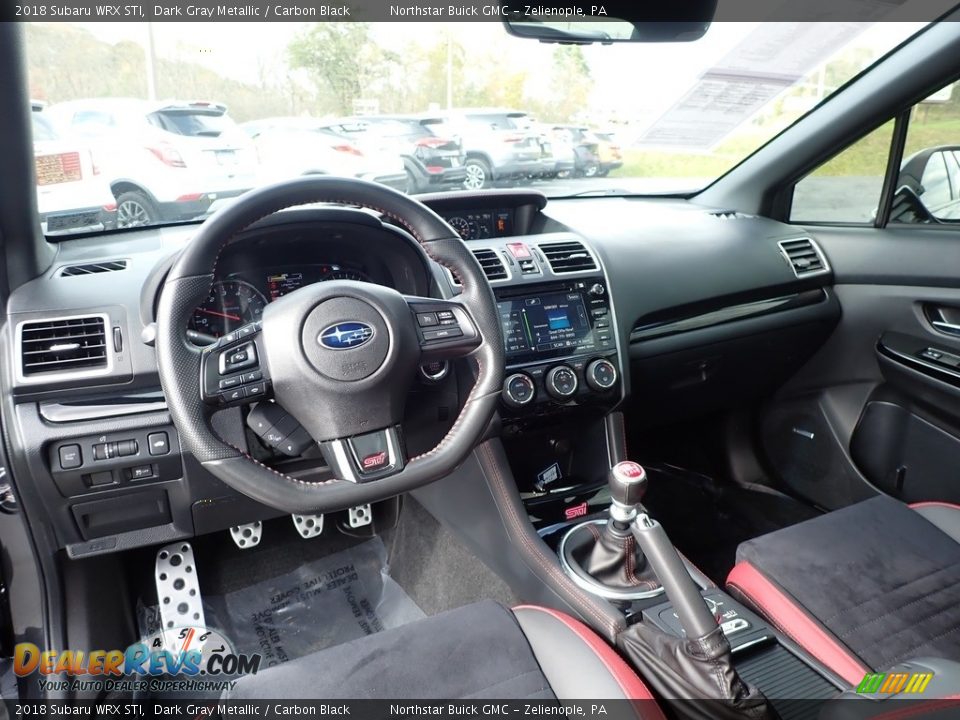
xmin=607 ymin=461 xmax=648 ymax=529
xmin=559 ymin=461 xmax=663 ymax=599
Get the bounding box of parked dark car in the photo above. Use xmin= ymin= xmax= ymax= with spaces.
xmin=551 ymin=125 xmax=602 ymax=178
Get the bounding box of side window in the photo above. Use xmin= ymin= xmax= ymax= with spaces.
xmin=892 ymin=80 xmax=960 ymax=223
xmin=790 ymin=121 xmax=894 ymax=224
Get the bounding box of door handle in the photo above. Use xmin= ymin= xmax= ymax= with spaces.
xmin=931 ymin=320 xmax=960 ymax=336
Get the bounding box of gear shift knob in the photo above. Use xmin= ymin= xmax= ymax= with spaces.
xmin=608 ymin=461 xmax=648 ymax=521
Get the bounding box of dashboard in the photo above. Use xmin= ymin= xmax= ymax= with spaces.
xmin=1 ymin=190 xmax=842 ymax=559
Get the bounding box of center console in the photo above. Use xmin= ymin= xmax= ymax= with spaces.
xmin=465 ymin=233 xmax=623 ymax=419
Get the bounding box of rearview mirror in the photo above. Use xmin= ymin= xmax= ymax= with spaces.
xmin=501 ymin=0 xmax=716 ymax=44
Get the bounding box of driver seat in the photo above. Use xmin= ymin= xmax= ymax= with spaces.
xmin=228 ymin=600 xmax=664 ymax=712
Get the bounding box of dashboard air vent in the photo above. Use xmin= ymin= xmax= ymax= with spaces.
xmin=20 ymin=315 xmax=108 ymax=377
xmin=778 ymin=238 xmax=829 ymax=278
xmin=471 ymin=248 xmax=509 ymax=281
xmin=59 ymin=260 xmax=128 ymax=277
xmin=539 ymin=241 xmax=597 ymax=273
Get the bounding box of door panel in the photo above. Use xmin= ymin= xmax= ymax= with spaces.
xmin=760 ymin=225 xmax=960 ymax=508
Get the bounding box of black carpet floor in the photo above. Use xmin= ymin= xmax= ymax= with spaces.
xmin=641 ymin=463 xmax=822 ymax=583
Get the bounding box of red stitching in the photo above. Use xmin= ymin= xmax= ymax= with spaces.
xmin=479 ymin=443 xmax=624 ymax=639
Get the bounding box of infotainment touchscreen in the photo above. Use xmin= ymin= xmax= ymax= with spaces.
xmin=498 ymin=291 xmax=597 ymax=362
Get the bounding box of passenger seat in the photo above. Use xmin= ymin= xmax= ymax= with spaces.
xmin=725 ymin=496 xmax=960 ymax=686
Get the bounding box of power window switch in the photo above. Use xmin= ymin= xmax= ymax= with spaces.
xmin=58 ymin=444 xmax=82 ymax=470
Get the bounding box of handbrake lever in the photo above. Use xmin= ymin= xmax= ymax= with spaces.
xmin=630 ymin=513 xmax=717 ymax=639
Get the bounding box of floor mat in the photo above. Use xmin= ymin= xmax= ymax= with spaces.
xmin=641 ymin=463 xmax=821 ymax=583
xmin=384 ymin=498 xmax=520 ymax=615
xmin=139 ymin=537 xmax=424 ymax=667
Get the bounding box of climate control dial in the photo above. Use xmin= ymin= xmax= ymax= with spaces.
xmin=502 ymin=373 xmax=536 ymax=408
xmin=545 ymin=365 xmax=578 ymax=400
xmin=585 ymin=358 xmax=618 ymax=391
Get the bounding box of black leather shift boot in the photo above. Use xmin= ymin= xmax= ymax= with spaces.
xmin=563 ymin=520 xmax=662 ymax=593
xmin=618 ymin=624 xmax=776 ymax=720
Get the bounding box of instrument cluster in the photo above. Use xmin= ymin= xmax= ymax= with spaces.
xmin=189 ymin=263 xmax=371 ymax=341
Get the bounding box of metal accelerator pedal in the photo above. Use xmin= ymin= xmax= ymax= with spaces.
xmin=292 ymin=513 xmax=324 ymax=539
xmin=348 ymin=504 xmax=372 ymax=528
xmin=155 ymin=542 xmax=206 ymax=630
xmin=229 ymin=521 xmax=262 ymax=549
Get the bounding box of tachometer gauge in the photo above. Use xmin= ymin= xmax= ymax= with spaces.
xmin=447 ymin=216 xmax=473 ymax=240
xmin=190 ymin=280 xmax=268 ymax=339
xmin=326 ymin=267 xmax=370 ymax=282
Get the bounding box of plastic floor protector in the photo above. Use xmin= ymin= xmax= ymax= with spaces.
xmin=139 ymin=537 xmax=425 ymax=669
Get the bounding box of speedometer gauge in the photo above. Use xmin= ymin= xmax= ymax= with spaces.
xmin=190 ymin=280 xmax=268 ymax=339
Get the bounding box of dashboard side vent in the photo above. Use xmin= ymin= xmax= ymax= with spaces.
xmin=778 ymin=238 xmax=829 ymax=278
xmin=20 ymin=315 xmax=109 ymax=377
xmin=708 ymin=210 xmax=752 ymax=220
xmin=470 ymin=248 xmax=509 ymax=281
xmin=59 ymin=260 xmax=128 ymax=277
xmin=538 ymin=241 xmax=597 ymax=273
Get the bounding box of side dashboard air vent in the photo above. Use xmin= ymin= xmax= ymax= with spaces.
xmin=58 ymin=260 xmax=128 ymax=277
xmin=538 ymin=241 xmax=597 ymax=273
xmin=471 ymin=248 xmax=509 ymax=281
xmin=778 ymin=238 xmax=829 ymax=278
xmin=708 ymin=210 xmax=753 ymax=220
xmin=19 ymin=314 xmax=110 ymax=378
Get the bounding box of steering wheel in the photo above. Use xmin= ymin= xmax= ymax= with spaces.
xmin=155 ymin=177 xmax=504 ymax=513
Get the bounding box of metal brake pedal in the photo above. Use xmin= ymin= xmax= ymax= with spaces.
xmin=230 ymin=521 xmax=262 ymax=549
xmin=292 ymin=513 xmax=324 ymax=539
xmin=155 ymin=542 xmax=205 ymax=630
xmin=348 ymin=504 xmax=372 ymax=528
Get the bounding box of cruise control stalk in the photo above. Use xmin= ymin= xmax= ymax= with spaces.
xmin=630 ymin=514 xmax=717 ymax=639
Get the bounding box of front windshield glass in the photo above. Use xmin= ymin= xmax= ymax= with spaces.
xmin=24 ymin=19 xmax=925 ymax=235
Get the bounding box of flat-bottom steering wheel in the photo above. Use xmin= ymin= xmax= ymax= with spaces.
xmin=156 ymin=177 xmax=504 ymax=513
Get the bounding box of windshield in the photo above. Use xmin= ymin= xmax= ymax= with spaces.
xmin=24 ymin=19 xmax=925 ymax=236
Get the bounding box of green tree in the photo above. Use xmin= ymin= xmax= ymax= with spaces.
xmin=288 ymin=23 xmax=400 ymax=115
xmin=546 ymin=45 xmax=592 ymax=122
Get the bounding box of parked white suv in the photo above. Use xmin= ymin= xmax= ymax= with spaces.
xmin=31 ymin=103 xmax=117 ymax=236
xmin=47 ymin=99 xmax=257 ymax=228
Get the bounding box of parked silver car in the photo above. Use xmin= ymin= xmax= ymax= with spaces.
xmin=424 ymin=109 xmax=555 ymax=190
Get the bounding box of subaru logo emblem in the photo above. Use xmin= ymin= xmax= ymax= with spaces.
xmin=318 ymin=322 xmax=375 ymax=350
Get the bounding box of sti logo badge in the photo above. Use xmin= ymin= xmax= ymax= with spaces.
xmin=362 ymin=451 xmax=388 ymax=470
xmin=565 ymin=502 xmax=589 ymax=520
xmin=318 ymin=322 xmax=374 ymax=350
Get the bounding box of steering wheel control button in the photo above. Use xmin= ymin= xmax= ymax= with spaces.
xmin=58 ymin=444 xmax=82 ymax=470
xmin=502 ymin=373 xmax=536 ymax=408
xmin=244 ymin=382 xmax=267 ymax=398
xmin=417 ymin=312 xmax=439 ymax=327
xmin=546 ymin=365 xmax=578 ymax=400
xmin=423 ymin=326 xmax=463 ymax=341
xmin=241 ymin=370 xmax=262 ymax=383
xmin=219 ymin=342 xmax=257 ymax=374
xmin=586 ymin=358 xmax=618 ymax=391
xmin=219 ymin=376 xmax=241 ymax=390
xmin=221 ymin=387 xmax=245 ymax=404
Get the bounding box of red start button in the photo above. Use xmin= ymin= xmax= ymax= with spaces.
xmin=506 ymin=242 xmax=531 ymax=259
xmin=614 ymin=461 xmax=644 ymax=479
